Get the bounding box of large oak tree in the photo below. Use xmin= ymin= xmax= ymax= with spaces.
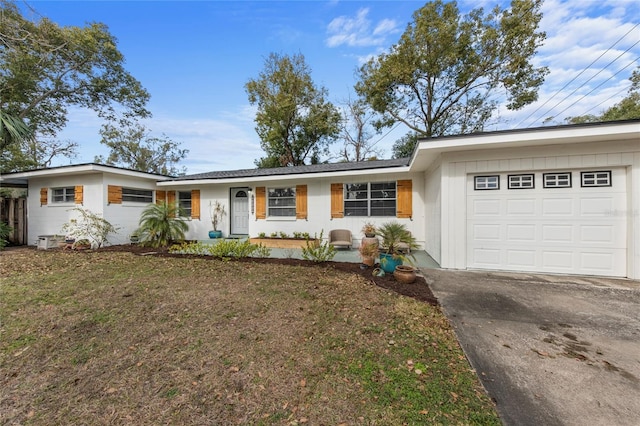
xmin=245 ymin=52 xmax=341 ymax=168
xmin=0 ymin=0 xmax=150 ymax=172
xmin=356 ymin=0 xmax=548 ymax=138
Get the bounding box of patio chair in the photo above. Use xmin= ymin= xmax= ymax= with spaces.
xmin=328 ymin=229 xmax=352 ymax=249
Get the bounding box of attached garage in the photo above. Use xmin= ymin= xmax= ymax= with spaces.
xmin=414 ymin=120 xmax=640 ymax=280
xmin=466 ymin=168 xmax=627 ymax=277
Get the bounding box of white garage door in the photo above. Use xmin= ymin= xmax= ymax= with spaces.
xmin=467 ymin=168 xmax=627 ymax=277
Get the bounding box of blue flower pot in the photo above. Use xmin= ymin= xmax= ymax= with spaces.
xmin=209 ymin=230 xmax=222 ymax=239
xmin=379 ymin=253 xmax=402 ymax=273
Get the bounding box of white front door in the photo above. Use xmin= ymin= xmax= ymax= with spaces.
xmin=231 ymin=188 xmax=249 ymax=235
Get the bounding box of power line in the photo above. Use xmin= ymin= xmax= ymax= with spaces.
xmin=527 ymin=39 xmax=640 ymax=126
xmin=515 ymin=22 xmax=640 ymax=128
xmin=550 ymin=57 xmax=639 ymax=121
xmin=569 ymin=84 xmax=631 ymax=118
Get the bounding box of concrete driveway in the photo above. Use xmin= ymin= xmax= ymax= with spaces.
xmin=424 ymin=268 xmax=640 ymax=426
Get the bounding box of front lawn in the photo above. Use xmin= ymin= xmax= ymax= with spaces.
xmin=0 ymin=249 xmax=500 ymax=425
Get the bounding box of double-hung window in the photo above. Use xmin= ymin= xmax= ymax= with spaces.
xmin=268 ymin=187 xmax=296 ymax=217
xmin=122 ymin=188 xmax=153 ymax=203
xmin=52 ymin=187 xmax=75 ymax=203
xmin=344 ymin=182 xmax=396 ymax=216
xmin=178 ymin=191 xmax=192 ymax=217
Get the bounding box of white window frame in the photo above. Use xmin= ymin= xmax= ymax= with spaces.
xmin=508 ymin=174 xmax=535 ymax=189
xmin=51 ymin=187 xmax=75 ymax=203
xmin=543 ymin=172 xmax=572 ymax=188
xmin=344 ymin=182 xmax=396 ymax=217
xmin=474 ymin=175 xmax=500 ymax=190
xmin=267 ymin=187 xmax=296 ymax=217
xmin=581 ymin=171 xmax=611 ymax=187
xmin=122 ymin=188 xmax=153 ymax=203
xmin=178 ymin=191 xmax=192 ymax=217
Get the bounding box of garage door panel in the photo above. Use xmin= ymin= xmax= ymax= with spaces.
xmin=542 ymin=198 xmax=574 ymax=216
xmin=506 ymin=224 xmax=536 ymax=242
xmin=507 ymin=249 xmax=536 ymax=267
xmin=471 ymin=198 xmax=501 ymax=216
xmin=467 ymin=168 xmax=627 ymax=277
xmin=542 ymin=225 xmax=573 ymax=243
xmin=506 ymin=199 xmax=536 ymax=215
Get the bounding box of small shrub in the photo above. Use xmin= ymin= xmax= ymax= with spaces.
xmin=137 ymin=202 xmax=188 ymax=248
xmin=61 ymin=207 xmax=119 ymax=248
xmin=169 ymin=240 xmax=271 ymax=259
xmin=270 ymin=232 xmax=278 ymax=238
xmin=301 ymin=230 xmax=336 ymax=262
xmin=257 ymin=232 xmax=267 ymax=238
xmin=279 ymin=231 xmax=288 ymax=239
xmin=252 ymin=243 xmax=271 ymax=258
xmin=0 ymin=221 xmax=12 ymax=250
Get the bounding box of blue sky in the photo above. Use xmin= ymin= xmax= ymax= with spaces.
xmin=24 ymin=0 xmax=640 ymax=174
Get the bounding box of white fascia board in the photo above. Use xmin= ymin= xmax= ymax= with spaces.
xmin=157 ymin=166 xmax=412 ymax=187
xmin=1 ymin=164 xmax=171 ymax=181
xmin=410 ymin=122 xmax=640 ymax=172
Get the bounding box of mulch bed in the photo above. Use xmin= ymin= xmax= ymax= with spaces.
xmin=99 ymin=244 xmax=439 ymax=306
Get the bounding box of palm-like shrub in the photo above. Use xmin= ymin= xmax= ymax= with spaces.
xmin=376 ymin=221 xmax=419 ymax=257
xmin=137 ymin=202 xmax=189 ymax=248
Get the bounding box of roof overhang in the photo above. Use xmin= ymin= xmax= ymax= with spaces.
xmin=409 ymin=121 xmax=640 ymax=172
xmin=0 ymin=163 xmax=172 ymax=186
xmin=157 ymin=165 xmax=412 ymax=187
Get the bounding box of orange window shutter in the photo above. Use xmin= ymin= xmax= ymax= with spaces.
xmin=396 ymin=179 xmax=412 ymax=218
xmin=167 ymin=190 xmax=176 ymax=206
xmin=255 ymin=187 xmax=266 ymax=219
xmin=296 ymin=185 xmax=308 ymax=219
xmin=330 ymin=183 xmax=344 ymax=218
xmin=74 ymin=185 xmax=83 ymax=205
xmin=191 ymin=190 xmax=201 ymax=219
xmin=40 ymin=187 xmax=48 ymax=205
xmin=107 ymin=185 xmax=122 ymax=204
xmin=156 ymin=190 xmax=166 ymax=205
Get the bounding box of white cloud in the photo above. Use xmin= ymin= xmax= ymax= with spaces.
xmin=326 ymin=8 xmax=399 ymax=48
xmin=504 ymin=0 xmax=640 ymax=128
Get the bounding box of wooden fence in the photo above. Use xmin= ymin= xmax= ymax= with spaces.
xmin=1 ymin=197 xmax=27 ymax=245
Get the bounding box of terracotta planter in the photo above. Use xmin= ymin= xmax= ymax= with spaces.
xmin=393 ymin=265 xmax=417 ymax=284
xmin=362 ymin=256 xmax=375 ymax=267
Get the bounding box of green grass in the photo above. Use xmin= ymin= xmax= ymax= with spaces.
xmin=0 ymin=249 xmax=500 ymax=425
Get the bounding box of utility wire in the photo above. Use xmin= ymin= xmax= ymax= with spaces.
xmin=550 ymin=57 xmax=639 ymax=121
xmin=570 ymin=84 xmax=631 ymax=118
xmin=528 ymin=39 xmax=640 ymax=126
xmin=515 ymin=22 xmax=640 ymax=128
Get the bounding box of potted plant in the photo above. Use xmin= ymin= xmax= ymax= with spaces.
xmin=209 ymin=201 xmax=226 ymax=238
xmin=376 ymin=221 xmax=419 ymax=273
xmin=361 ymin=222 xmax=376 ymax=238
xmin=358 ymin=242 xmax=379 ymax=267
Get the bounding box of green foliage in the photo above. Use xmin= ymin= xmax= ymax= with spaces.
xmin=257 ymin=232 xmax=267 ymax=238
xmin=0 ymin=221 xmax=12 ymax=250
xmin=61 ymin=207 xmax=119 ymax=248
xmin=392 ymin=132 xmax=419 ymax=159
xmin=245 ymin=52 xmax=341 ymax=167
xmin=278 ymin=231 xmax=289 ymax=239
xmin=95 ymin=123 xmax=188 ymax=175
xmin=0 ymin=111 xmax=33 ymax=150
xmin=169 ymin=240 xmax=271 ymax=259
xmin=301 ymin=230 xmax=336 ymax=262
xmin=356 ymin=0 xmax=547 ymax=138
xmin=0 ymin=0 xmax=150 ymax=172
xmin=292 ymin=231 xmax=310 ymax=239
xmin=376 ymin=221 xmax=419 ymax=265
xmin=137 ymin=202 xmax=189 ymax=248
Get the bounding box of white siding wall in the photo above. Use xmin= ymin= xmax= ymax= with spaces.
xmin=102 ymin=173 xmax=159 ymax=245
xmin=28 ymin=174 xmax=104 ymax=245
xmin=439 ymin=140 xmax=640 ymax=279
xmin=184 ymin=172 xmax=426 ymax=247
xmin=424 ymin=162 xmax=442 ymax=264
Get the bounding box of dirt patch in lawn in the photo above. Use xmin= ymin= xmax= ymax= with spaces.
xmin=100 ymin=244 xmax=439 ymax=306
